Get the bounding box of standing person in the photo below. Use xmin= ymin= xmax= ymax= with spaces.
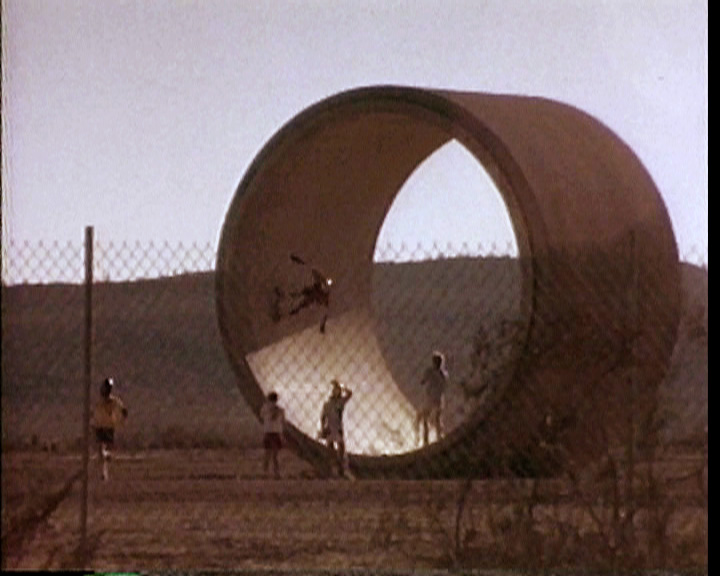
xmin=259 ymin=391 xmax=285 ymax=478
xmin=416 ymin=351 xmax=449 ymax=447
xmin=91 ymin=377 xmax=128 ymax=481
xmin=320 ymin=379 xmax=352 ymax=477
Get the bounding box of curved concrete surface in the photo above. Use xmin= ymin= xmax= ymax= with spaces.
xmin=216 ymin=86 xmax=681 ymax=478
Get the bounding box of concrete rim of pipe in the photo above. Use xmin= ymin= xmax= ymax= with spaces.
xmin=216 ymin=85 xmax=681 ymax=478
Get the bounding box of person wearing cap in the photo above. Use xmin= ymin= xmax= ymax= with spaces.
xmin=91 ymin=377 xmax=128 ymax=481
xmin=416 ymin=351 xmax=449 ymax=447
xmin=320 ymin=379 xmax=352 ymax=477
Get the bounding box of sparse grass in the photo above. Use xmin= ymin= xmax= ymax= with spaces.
xmin=365 ymin=451 xmax=707 ymax=573
xmin=2 ymin=430 xmax=252 ymax=455
xmin=1 ymin=449 xmax=707 ymax=572
xmin=1 ymin=468 xmax=82 ymax=570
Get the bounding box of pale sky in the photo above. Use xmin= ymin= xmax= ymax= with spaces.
xmin=1 ymin=0 xmax=708 ymax=266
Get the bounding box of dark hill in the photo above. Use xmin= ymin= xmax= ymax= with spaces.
xmin=1 ymin=261 xmax=707 ymax=450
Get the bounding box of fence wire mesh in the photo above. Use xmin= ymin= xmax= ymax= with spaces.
xmin=1 ymin=238 xmax=708 ymax=573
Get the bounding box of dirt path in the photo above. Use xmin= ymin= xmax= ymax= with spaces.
xmin=2 ymin=449 xmax=707 ymax=573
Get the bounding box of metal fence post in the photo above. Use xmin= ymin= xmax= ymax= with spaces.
xmin=80 ymin=225 xmax=94 ymax=561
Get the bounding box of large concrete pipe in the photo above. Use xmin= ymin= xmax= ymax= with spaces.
xmin=216 ymin=86 xmax=681 ymax=478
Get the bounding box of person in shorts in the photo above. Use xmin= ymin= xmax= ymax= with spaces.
xmin=260 ymin=391 xmax=285 ymax=478
xmin=91 ymin=377 xmax=128 ymax=481
xmin=416 ymin=351 xmax=448 ymax=447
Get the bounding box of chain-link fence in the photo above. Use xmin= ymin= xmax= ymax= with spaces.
xmin=2 ymin=236 xmax=708 ymax=573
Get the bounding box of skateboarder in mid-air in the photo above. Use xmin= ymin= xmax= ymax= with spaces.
xmin=272 ymin=253 xmax=333 ymax=333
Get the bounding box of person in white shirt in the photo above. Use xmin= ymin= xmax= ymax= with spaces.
xmin=416 ymin=351 xmax=448 ymax=447
xmin=259 ymin=391 xmax=285 ymax=478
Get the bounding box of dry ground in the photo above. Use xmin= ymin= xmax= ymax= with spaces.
xmin=2 ymin=448 xmax=707 ymax=574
